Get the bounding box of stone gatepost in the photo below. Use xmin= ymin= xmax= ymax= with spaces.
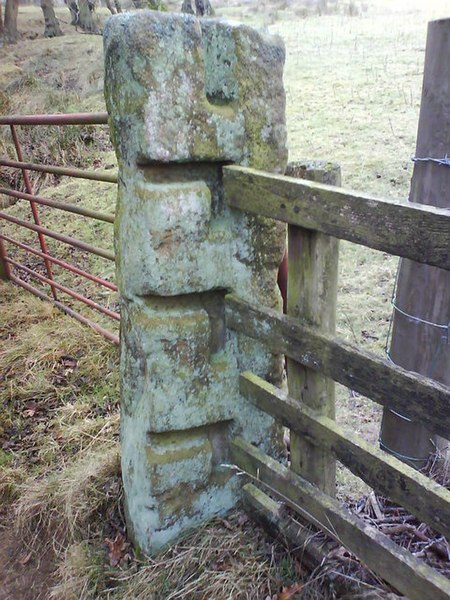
xmin=104 ymin=11 xmax=287 ymax=554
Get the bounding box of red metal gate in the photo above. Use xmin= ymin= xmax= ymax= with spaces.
xmin=0 ymin=112 xmax=119 ymax=344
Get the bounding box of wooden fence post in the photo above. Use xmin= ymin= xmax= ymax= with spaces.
xmin=379 ymin=18 xmax=450 ymax=469
xmin=0 ymin=237 xmax=10 ymax=280
xmin=286 ymin=161 xmax=340 ymax=496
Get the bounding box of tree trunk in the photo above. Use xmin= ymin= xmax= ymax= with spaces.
xmin=379 ymin=19 xmax=450 ymax=470
xmin=65 ymin=0 xmax=79 ymax=26
xmin=182 ymin=0 xmax=213 ymax=15
xmin=181 ymin=0 xmax=194 ymax=13
xmin=203 ymin=0 xmax=213 ymax=15
xmin=105 ymin=0 xmax=116 ymax=14
xmin=4 ymin=0 xmax=19 ymax=43
xmin=113 ymin=0 xmax=122 ymax=12
xmin=0 ymin=2 xmax=4 ymax=38
xmin=41 ymin=0 xmax=63 ymax=37
xmin=78 ymin=0 xmax=100 ymax=33
xmin=193 ymin=0 xmax=213 ymax=15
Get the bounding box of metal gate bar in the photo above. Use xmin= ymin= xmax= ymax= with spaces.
xmin=0 ymin=112 xmax=119 ymax=344
xmin=9 ymin=274 xmax=119 ymax=345
xmin=0 ymin=159 xmax=118 ymax=184
xmin=0 ymin=234 xmax=117 ymax=291
xmin=0 ymin=211 xmax=115 ymax=261
xmin=5 ymin=258 xmax=120 ymax=321
xmin=10 ymin=123 xmax=58 ymax=299
xmin=0 ymin=187 xmax=115 ymax=223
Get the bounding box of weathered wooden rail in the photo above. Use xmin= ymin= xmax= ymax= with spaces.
xmin=223 ymin=164 xmax=450 ymax=600
xmin=224 ymin=166 xmax=450 ymax=270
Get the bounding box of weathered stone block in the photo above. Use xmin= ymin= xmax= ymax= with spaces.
xmin=104 ymin=11 xmax=287 ymax=170
xmin=115 ymin=169 xmax=234 ymax=297
xmin=105 ymin=11 xmax=288 ymax=555
xmin=146 ymin=430 xmax=213 ymax=495
xmin=120 ymin=297 xmax=241 ymax=430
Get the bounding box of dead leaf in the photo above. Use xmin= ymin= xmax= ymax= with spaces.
xmin=60 ymin=355 xmax=77 ymax=369
xmin=277 ymin=582 xmax=304 ymax=600
xmin=105 ymin=533 xmax=128 ymax=567
xmin=23 ymin=403 xmax=38 ymax=418
xmin=18 ymin=551 xmax=32 ymax=565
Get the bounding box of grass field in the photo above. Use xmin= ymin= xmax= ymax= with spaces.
xmin=0 ymin=0 xmax=448 ymax=597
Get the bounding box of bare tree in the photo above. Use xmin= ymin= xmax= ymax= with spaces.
xmin=65 ymin=0 xmax=101 ymax=33
xmin=3 ymin=0 xmax=19 ymax=43
xmin=65 ymin=0 xmax=79 ymax=25
xmin=132 ymin=0 xmax=166 ymax=8
xmin=105 ymin=0 xmax=116 ymax=14
xmin=181 ymin=0 xmax=194 ymax=12
xmin=181 ymin=0 xmax=214 ymax=16
xmin=105 ymin=0 xmax=122 ymax=14
xmin=41 ymin=0 xmax=63 ymax=37
xmin=78 ymin=0 xmax=101 ymax=32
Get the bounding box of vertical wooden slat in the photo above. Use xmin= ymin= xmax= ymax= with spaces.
xmin=286 ymin=161 xmax=340 ymax=495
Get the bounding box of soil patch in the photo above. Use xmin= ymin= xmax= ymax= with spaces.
xmin=0 ymin=525 xmax=56 ymax=600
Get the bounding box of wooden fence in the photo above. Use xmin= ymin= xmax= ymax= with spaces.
xmin=223 ymin=164 xmax=450 ymax=600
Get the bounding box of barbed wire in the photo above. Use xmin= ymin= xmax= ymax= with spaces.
xmin=381 ymin=258 xmax=449 ymax=462
xmin=412 ymin=155 xmax=450 ymax=167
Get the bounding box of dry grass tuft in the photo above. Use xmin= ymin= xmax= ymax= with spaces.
xmin=14 ymin=442 xmax=121 ymax=553
xmin=108 ymin=512 xmax=286 ymax=600
xmin=50 ymin=541 xmax=109 ymax=600
xmin=0 ymin=285 xmax=117 ymax=387
xmin=50 ymin=542 xmax=97 ymax=600
xmin=0 ymin=463 xmax=27 ymax=505
xmin=0 ymin=282 xmax=119 ymax=468
xmin=0 ymin=282 xmax=121 ymax=597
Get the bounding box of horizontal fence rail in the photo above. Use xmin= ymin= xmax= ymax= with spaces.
xmin=5 ymin=257 xmax=120 ymax=321
xmin=0 ymin=112 xmax=118 ymax=344
xmin=224 ymin=162 xmax=450 ymax=599
xmin=225 ymin=294 xmax=450 ymax=439
xmin=231 ymin=438 xmax=450 ymax=600
xmin=239 ymin=371 xmax=450 ymax=538
xmin=0 ymin=212 xmax=115 ymax=261
xmin=0 ymin=234 xmax=117 ymax=291
xmin=9 ymin=273 xmax=119 ymax=345
xmin=0 ymin=187 xmax=115 ymax=223
xmin=223 ymin=165 xmax=450 ymax=270
xmin=0 ymin=159 xmax=118 ymax=183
